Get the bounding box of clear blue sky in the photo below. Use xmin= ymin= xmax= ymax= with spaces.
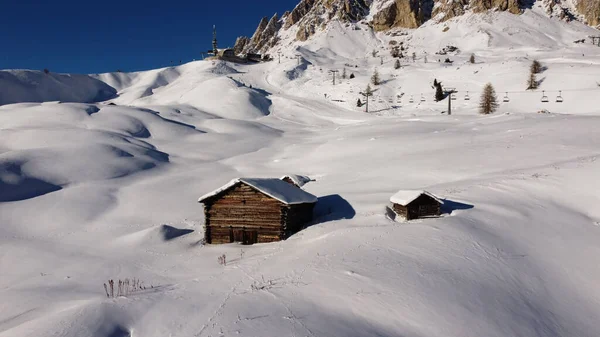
xmin=0 ymin=0 xmax=299 ymax=74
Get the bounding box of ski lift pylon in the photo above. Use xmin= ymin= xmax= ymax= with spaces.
xmin=556 ymin=90 xmax=563 ymax=103
xmin=503 ymin=92 xmax=510 ymax=103
xmin=541 ymin=90 xmax=549 ymax=103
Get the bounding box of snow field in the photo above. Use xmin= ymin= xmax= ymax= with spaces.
xmin=1 ymin=6 xmax=600 ymax=337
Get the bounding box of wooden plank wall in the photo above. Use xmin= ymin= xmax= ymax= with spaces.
xmin=282 ymin=203 xmax=315 ymax=239
xmin=204 ymin=183 xmax=284 ymax=244
xmin=393 ymin=195 xmax=440 ymax=220
xmin=392 ymin=204 xmax=409 ymax=219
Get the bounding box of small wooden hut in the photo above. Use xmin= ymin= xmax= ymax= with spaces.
xmin=390 ymin=190 xmax=443 ymax=220
xmin=280 ymin=174 xmax=311 ymax=188
xmin=198 ymin=178 xmax=317 ymax=245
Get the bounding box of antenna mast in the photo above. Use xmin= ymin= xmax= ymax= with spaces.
xmin=212 ymin=25 xmax=218 ymax=55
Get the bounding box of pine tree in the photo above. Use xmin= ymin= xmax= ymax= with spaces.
xmin=527 ymin=71 xmax=538 ymax=90
xmin=394 ymin=59 xmax=401 ymax=70
xmin=479 ymin=83 xmax=499 ymax=115
xmin=371 ymin=69 xmax=380 ymax=85
xmin=357 ymin=98 xmax=362 ymax=107
xmin=349 ymin=73 xmax=355 ymax=79
xmin=342 ymin=67 xmax=347 ymax=79
xmin=412 ymin=52 xmax=416 ymax=62
xmin=531 ymin=60 xmax=542 ymax=74
xmin=470 ymin=54 xmax=475 ymax=64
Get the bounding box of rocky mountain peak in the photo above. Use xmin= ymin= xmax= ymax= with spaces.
xmin=233 ymin=0 xmax=599 ymax=55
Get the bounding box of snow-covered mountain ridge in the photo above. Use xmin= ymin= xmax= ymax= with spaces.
xmin=236 ymin=0 xmax=600 ymax=55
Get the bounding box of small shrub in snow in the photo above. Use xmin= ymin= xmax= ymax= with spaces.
xmin=103 ymin=278 xmax=148 ymax=298
xmin=250 ymin=276 xmax=275 ymax=291
xmin=349 ymin=73 xmax=355 ymax=79
xmin=479 ymin=83 xmax=499 ymax=115
xmin=470 ymin=54 xmax=476 ymax=64
xmin=394 ymin=59 xmax=401 ymax=70
xmin=43 ymin=68 xmax=50 ymax=74
xmin=357 ymin=98 xmax=362 ymax=107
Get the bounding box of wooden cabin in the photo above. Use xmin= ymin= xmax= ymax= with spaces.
xmin=198 ymin=178 xmax=317 ymax=245
xmin=390 ymin=190 xmax=443 ymax=220
xmin=280 ymin=174 xmax=311 ymax=188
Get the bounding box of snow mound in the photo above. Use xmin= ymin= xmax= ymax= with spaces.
xmin=0 ymin=70 xmax=117 ymax=106
xmin=97 ymin=61 xmax=272 ymax=120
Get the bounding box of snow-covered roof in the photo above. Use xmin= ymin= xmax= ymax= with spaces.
xmin=389 ymin=190 xmax=443 ymax=206
xmin=198 ymin=178 xmax=318 ymax=205
xmin=280 ymin=174 xmax=311 ymax=187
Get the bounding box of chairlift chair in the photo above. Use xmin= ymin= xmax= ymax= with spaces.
xmin=451 ymin=94 xmax=457 ymax=101
xmin=464 ymin=91 xmax=470 ymax=101
xmin=420 ymin=94 xmax=426 ymax=102
xmin=541 ymin=90 xmax=549 ymax=103
xmin=503 ymin=92 xmax=510 ymax=103
xmin=556 ymin=90 xmax=563 ymax=103
xmin=409 ymin=95 xmax=414 ymax=103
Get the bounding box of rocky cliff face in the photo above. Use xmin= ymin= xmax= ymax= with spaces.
xmin=233 ymin=0 xmax=599 ymax=55
xmin=576 ymin=0 xmax=600 ymax=26
xmin=234 ymin=0 xmax=370 ymax=55
xmin=371 ymin=0 xmax=434 ymax=30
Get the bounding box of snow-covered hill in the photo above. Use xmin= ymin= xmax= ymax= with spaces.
xmin=0 ymin=70 xmax=116 ymax=106
xmin=1 ymin=6 xmax=600 ymax=337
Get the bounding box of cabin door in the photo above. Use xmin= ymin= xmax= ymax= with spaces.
xmin=231 ymin=229 xmax=258 ymax=245
xmin=232 ymin=229 xmax=245 ymax=243
xmin=244 ymin=231 xmax=258 ymax=245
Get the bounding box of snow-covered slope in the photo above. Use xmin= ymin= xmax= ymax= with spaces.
xmin=0 ymin=70 xmax=117 ymax=106
xmin=1 ymin=7 xmax=600 ymax=337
